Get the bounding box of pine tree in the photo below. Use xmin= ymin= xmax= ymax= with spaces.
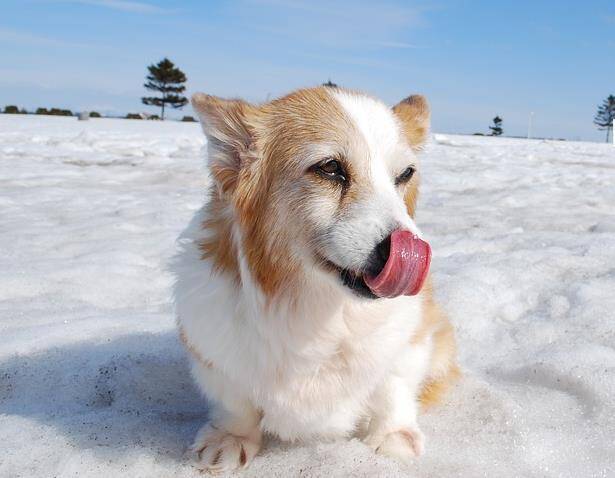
xmin=489 ymin=116 xmax=503 ymax=136
xmin=141 ymin=58 xmax=188 ymax=120
xmin=594 ymin=95 xmax=615 ymax=143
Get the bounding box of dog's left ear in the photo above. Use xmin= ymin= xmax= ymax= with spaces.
xmin=192 ymin=92 xmax=258 ymax=194
xmin=392 ymin=95 xmax=430 ymax=151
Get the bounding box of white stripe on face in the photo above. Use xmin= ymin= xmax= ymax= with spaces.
xmin=329 ymin=89 xmax=422 ymax=239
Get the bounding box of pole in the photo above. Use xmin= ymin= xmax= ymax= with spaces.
xmin=528 ymin=112 xmax=534 ymax=139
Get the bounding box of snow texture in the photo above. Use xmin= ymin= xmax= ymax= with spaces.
xmin=1 ymin=115 xmax=614 ymax=477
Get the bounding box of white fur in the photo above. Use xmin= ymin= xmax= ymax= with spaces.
xmin=174 ymin=91 xmax=432 ymax=472
xmin=318 ymin=89 xmax=424 ymax=271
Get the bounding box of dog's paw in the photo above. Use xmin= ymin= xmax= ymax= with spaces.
xmin=365 ymin=426 xmax=425 ymax=463
xmin=190 ymin=424 xmax=261 ymax=473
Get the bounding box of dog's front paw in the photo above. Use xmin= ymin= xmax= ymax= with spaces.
xmin=366 ymin=426 xmax=425 ymax=463
xmin=190 ymin=423 xmax=261 ymax=473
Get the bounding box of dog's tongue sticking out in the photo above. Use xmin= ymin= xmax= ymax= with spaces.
xmin=364 ymin=230 xmax=431 ymax=298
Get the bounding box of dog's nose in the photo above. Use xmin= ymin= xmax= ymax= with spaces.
xmin=365 ymin=234 xmax=392 ymax=276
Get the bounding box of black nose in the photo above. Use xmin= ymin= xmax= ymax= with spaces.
xmin=365 ymin=234 xmax=391 ymax=276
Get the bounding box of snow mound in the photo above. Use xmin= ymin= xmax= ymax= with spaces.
xmin=1 ymin=115 xmax=614 ymax=477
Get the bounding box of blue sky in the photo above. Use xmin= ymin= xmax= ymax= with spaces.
xmin=1 ymin=0 xmax=614 ymax=140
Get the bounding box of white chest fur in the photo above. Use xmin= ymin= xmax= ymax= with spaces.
xmin=174 ymin=209 xmax=425 ymax=441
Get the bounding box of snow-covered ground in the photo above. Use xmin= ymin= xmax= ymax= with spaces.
xmin=1 ymin=114 xmax=614 ymax=478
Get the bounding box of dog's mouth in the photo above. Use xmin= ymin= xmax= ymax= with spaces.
xmin=317 ymin=230 xmax=431 ymax=300
xmin=319 ymin=259 xmax=378 ymax=299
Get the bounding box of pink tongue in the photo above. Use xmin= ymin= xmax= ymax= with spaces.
xmin=364 ymin=230 xmax=431 ymax=298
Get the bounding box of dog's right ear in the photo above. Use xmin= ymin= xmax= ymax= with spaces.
xmin=192 ymin=93 xmax=257 ymax=194
xmin=392 ymin=95 xmax=430 ymax=151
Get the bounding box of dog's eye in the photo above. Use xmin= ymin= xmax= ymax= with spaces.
xmin=315 ymin=159 xmax=347 ymax=183
xmin=395 ymin=166 xmax=416 ymax=186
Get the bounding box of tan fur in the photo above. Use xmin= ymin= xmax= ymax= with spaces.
xmin=191 ymin=93 xmax=258 ymax=195
xmin=402 ymin=175 xmax=420 ymax=218
xmin=192 ymin=88 xmax=364 ymax=303
xmin=236 ymin=88 xmax=353 ymax=301
xmin=198 ymin=190 xmax=240 ymax=283
xmin=412 ymin=279 xmax=459 ymax=408
xmin=396 ymin=94 xmax=459 ymax=402
xmin=392 ymin=95 xmax=430 ymax=150
xmin=394 ymin=95 xmax=428 ymax=218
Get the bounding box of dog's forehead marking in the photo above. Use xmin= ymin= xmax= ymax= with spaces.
xmin=328 ymin=89 xmax=412 ymax=196
xmin=258 ymin=87 xmax=360 ymax=170
xmin=328 ymin=90 xmax=404 ymax=167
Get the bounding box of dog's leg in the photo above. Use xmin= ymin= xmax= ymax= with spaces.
xmin=363 ymin=340 xmax=431 ymax=463
xmin=416 ymin=290 xmax=460 ymax=408
xmin=189 ymin=361 xmax=262 ymax=472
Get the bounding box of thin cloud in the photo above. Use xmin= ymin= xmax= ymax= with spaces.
xmin=0 ymin=27 xmax=91 ymax=48
xmin=301 ymin=52 xmax=398 ymax=69
xmin=375 ymin=41 xmax=422 ymax=49
xmin=248 ymin=0 xmax=424 ymax=25
xmin=62 ymin=0 xmax=169 ymax=14
xmin=239 ymin=0 xmax=427 ymax=50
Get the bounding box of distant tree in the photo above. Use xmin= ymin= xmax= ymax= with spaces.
xmin=35 ymin=107 xmax=73 ymax=116
xmin=49 ymin=108 xmax=73 ymax=116
xmin=19 ymin=108 xmax=27 ymax=114
xmin=594 ymin=95 xmax=615 ymax=143
xmin=489 ymin=116 xmax=503 ymax=136
xmin=141 ymin=58 xmax=188 ymax=120
xmin=126 ymin=113 xmax=143 ymax=120
xmin=181 ymin=115 xmax=197 ymax=122
xmin=148 ymin=114 xmax=161 ymax=120
xmin=90 ymin=111 xmax=101 ymax=118
xmin=3 ymin=105 xmax=19 ymax=114
xmin=323 ymin=79 xmax=338 ymax=88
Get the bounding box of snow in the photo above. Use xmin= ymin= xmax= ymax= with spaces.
xmin=1 ymin=114 xmax=614 ymax=477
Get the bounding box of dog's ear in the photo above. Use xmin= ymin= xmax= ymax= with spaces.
xmin=192 ymin=93 xmax=257 ymax=194
xmin=392 ymin=95 xmax=430 ymax=151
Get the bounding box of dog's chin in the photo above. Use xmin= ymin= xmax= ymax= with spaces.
xmin=317 ymin=256 xmax=379 ymax=300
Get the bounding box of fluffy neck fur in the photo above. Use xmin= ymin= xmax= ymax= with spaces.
xmin=200 ymin=186 xmax=345 ymax=320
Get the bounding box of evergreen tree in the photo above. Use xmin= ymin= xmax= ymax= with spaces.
xmin=489 ymin=116 xmax=503 ymax=136
xmin=141 ymin=58 xmax=188 ymax=120
xmin=594 ymin=95 xmax=615 ymax=143
xmin=323 ymin=79 xmax=338 ymax=88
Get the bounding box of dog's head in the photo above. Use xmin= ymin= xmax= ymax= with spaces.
xmin=193 ymin=87 xmax=431 ymax=303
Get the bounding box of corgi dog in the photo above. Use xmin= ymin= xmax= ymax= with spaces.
xmin=174 ymin=86 xmax=458 ymax=473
